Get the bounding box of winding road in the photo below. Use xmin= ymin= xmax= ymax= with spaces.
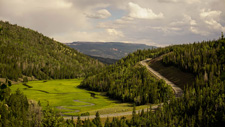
xmin=64 ymin=58 xmax=183 ymax=120
xmin=140 ymin=59 xmax=183 ymax=97
xmin=64 ymin=104 xmax=161 ymax=120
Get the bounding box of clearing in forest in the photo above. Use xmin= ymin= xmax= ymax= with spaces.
xmin=10 ymin=79 xmax=150 ymax=116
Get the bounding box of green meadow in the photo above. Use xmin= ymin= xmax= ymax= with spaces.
xmin=10 ymin=79 xmax=149 ymax=116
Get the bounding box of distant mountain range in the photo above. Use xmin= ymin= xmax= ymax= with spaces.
xmin=66 ymin=42 xmax=156 ymax=60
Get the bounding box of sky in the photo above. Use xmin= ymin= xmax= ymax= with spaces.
xmin=0 ymin=0 xmax=225 ymax=47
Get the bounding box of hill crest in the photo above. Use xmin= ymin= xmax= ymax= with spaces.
xmin=0 ymin=21 xmax=103 ymax=81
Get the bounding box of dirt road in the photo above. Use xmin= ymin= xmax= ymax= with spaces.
xmin=140 ymin=59 xmax=183 ymax=97
xmin=64 ymin=104 xmax=161 ymax=120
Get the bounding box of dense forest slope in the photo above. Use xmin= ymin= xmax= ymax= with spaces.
xmin=79 ymin=36 xmax=225 ymax=126
xmin=162 ymin=39 xmax=225 ymax=82
xmin=88 ymin=55 xmax=118 ymax=64
xmin=98 ymin=36 xmax=225 ymax=127
xmin=0 ymin=21 xmax=103 ymax=81
xmin=124 ymin=37 xmax=225 ymax=127
xmin=149 ymin=55 xmax=196 ymax=90
xmin=80 ymin=47 xmax=175 ymax=105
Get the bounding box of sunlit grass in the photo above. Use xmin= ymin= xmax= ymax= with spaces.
xmin=10 ymin=79 xmax=151 ymax=116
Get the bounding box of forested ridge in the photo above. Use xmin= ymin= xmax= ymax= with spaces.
xmin=162 ymin=37 xmax=225 ymax=82
xmin=80 ymin=47 xmax=174 ymax=105
xmin=79 ymin=36 xmax=225 ymax=126
xmin=0 ymin=21 xmax=103 ymax=81
xmin=116 ymin=35 xmax=225 ymax=127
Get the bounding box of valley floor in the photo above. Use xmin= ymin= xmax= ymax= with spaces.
xmin=10 ymin=57 xmax=190 ymax=120
xmin=10 ymin=79 xmax=152 ymax=117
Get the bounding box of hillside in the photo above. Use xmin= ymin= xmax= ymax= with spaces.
xmin=88 ymin=55 xmax=118 ymax=64
xmin=0 ymin=21 xmax=103 ymax=81
xmin=80 ymin=48 xmax=174 ymax=105
xmin=125 ymin=37 xmax=225 ymax=127
xmin=148 ymin=55 xmax=195 ymax=90
xmin=80 ymin=36 xmax=225 ymax=126
xmin=66 ymin=42 xmax=155 ymax=59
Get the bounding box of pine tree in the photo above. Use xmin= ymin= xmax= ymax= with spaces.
xmin=132 ymin=104 xmax=136 ymax=125
xmin=198 ymin=106 xmax=203 ymax=125
xmin=93 ymin=111 xmax=102 ymax=127
xmin=76 ymin=115 xmax=82 ymax=127
xmin=221 ymin=32 xmax=224 ymax=40
xmin=104 ymin=117 xmax=110 ymax=127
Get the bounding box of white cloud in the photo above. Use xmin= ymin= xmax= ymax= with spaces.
xmin=185 ymin=0 xmax=200 ymax=4
xmin=97 ymin=21 xmax=124 ymax=29
xmin=182 ymin=15 xmax=207 ymax=35
xmin=152 ymin=26 xmax=181 ymax=33
xmin=86 ymin=9 xmax=111 ymax=19
xmin=158 ymin=0 xmax=179 ymax=3
xmin=184 ymin=15 xmax=197 ymax=26
xmin=158 ymin=0 xmax=200 ymax=4
xmin=54 ymin=29 xmax=124 ymax=43
xmin=0 ymin=0 xmax=92 ymax=37
xmin=115 ymin=16 xmax=134 ymax=24
xmin=200 ymin=9 xmax=225 ymax=31
xmin=190 ymin=20 xmax=197 ymax=26
xmin=205 ymin=20 xmax=225 ymax=31
xmin=97 ymin=16 xmax=134 ymax=29
xmin=52 ymin=0 xmax=73 ymax=9
xmin=128 ymin=2 xmax=164 ymax=19
xmin=5 ymin=0 xmax=73 ymax=14
xmin=169 ymin=14 xmax=209 ymax=36
xmin=106 ymin=29 xmax=124 ymax=37
xmin=200 ymin=9 xmax=221 ymax=19
xmin=170 ymin=15 xmax=197 ymax=27
xmin=189 ymin=26 xmax=209 ymax=36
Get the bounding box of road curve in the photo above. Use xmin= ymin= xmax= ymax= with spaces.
xmin=63 ymin=104 xmax=161 ymax=120
xmin=140 ymin=59 xmax=183 ymax=97
xmin=64 ymin=58 xmax=183 ymax=120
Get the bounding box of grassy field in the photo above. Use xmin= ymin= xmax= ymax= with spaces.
xmin=10 ymin=79 xmax=150 ymax=116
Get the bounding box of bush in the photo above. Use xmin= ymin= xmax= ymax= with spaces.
xmin=23 ymin=77 xmax=28 ymax=82
xmin=80 ymin=112 xmax=90 ymax=116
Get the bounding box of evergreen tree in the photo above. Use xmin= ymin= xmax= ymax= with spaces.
xmin=104 ymin=117 xmax=110 ymax=127
xmin=76 ymin=115 xmax=82 ymax=127
xmin=92 ymin=111 xmax=102 ymax=127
